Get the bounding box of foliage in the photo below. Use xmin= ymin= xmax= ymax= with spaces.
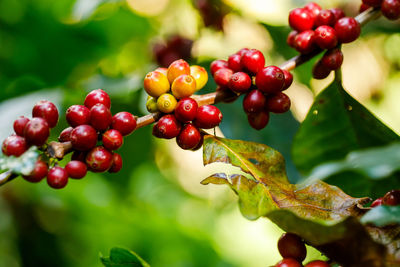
xmin=0 ymin=147 xmax=39 ymax=176
xmin=101 ymin=247 xmax=150 ymax=267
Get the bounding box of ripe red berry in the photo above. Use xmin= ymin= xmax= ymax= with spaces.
xmin=312 ymin=60 xmax=331 ymax=80
xmin=294 ymin=30 xmax=317 ymax=54
xmin=111 ymin=112 xmax=137 ymax=136
xmin=228 ymin=72 xmax=252 ymax=93
xmin=70 ymin=125 xmax=98 ymax=151
xmin=84 ymin=89 xmax=111 ymax=109
xmin=210 ymin=60 xmax=229 ymax=75
xmin=58 ymin=127 xmax=73 ymax=142
xmin=13 ymin=116 xmax=30 ymax=136
xmin=228 ymin=54 xmax=242 ymax=72
xmin=194 ymin=105 xmax=223 ymax=129
xmin=321 ymin=48 xmax=344 ymax=70
xmin=334 ymin=17 xmax=361 ymax=44
xmin=275 ymin=258 xmax=302 ymax=267
xmin=330 ymin=8 xmax=346 ymax=23
xmin=2 ymin=135 xmax=28 ymax=157
xmin=315 ymin=10 xmax=335 ymax=27
xmin=277 ymin=233 xmax=306 ymax=262
xmin=266 ymin=93 xmax=291 ymax=114
xmin=23 ymin=160 xmax=48 ymax=183
xmin=214 ymin=68 xmax=233 ymax=87
xmin=305 ymin=260 xmax=330 ymax=267
xmin=304 ymin=2 xmax=322 ymax=20
xmin=241 ymin=49 xmax=265 ymax=74
xmin=287 ymin=31 xmax=298 ymax=48
xmin=71 ymin=151 xmax=87 ymax=162
xmin=86 ymin=146 xmax=113 ymax=173
xmin=243 ymin=90 xmax=267 ymax=114
xmin=32 ymin=100 xmax=59 ymax=128
xmin=191 ymin=133 xmax=204 ymax=151
xmin=24 ymin=117 xmax=50 ymax=147
xmin=371 ymin=197 xmax=383 ymax=207
xmin=89 ymin=104 xmax=112 ymax=131
xmin=289 ymin=8 xmax=315 ymax=32
xmin=381 ymin=0 xmax=400 ymax=20
xmin=152 ymin=114 xmax=182 ymax=139
xmin=47 ymin=167 xmax=69 ymax=189
xmin=102 ymin=129 xmax=123 ymax=151
xmin=247 ymin=111 xmax=269 ymax=130
xmin=314 ymin=26 xmax=338 ymax=50
xmin=256 ymin=66 xmax=285 ymax=94
xmin=176 ymin=124 xmax=202 ymax=150
xmin=382 ymin=190 xmax=400 ymax=206
xmin=109 ymin=153 xmax=123 ymax=173
xmin=237 ymin=48 xmax=250 ymax=57
xmin=282 ymin=70 xmax=293 ymax=91
xmin=360 ymin=3 xmax=371 ymax=13
xmin=175 ymin=97 xmax=198 ymax=123
xmin=362 ymin=0 xmax=383 ymax=7
xmin=65 ymin=160 xmax=87 ymax=179
xmin=66 ymin=105 xmax=90 ymax=127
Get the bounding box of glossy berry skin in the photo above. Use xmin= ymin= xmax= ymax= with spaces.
xmin=167 ymin=59 xmax=191 ymax=84
xmin=143 ymin=71 xmax=170 ymax=98
xmin=304 ymin=2 xmax=322 ymax=20
xmin=23 ymin=160 xmax=48 ymax=183
xmin=175 ymin=97 xmax=198 ymax=123
xmin=13 ymin=116 xmax=30 ymax=136
xmin=282 ymin=70 xmax=293 ymax=91
xmin=146 ymin=97 xmax=158 ymax=113
xmin=312 ymin=60 xmax=331 ymax=80
xmin=66 ymin=105 xmax=90 ymax=127
xmin=70 ymin=125 xmax=98 ymax=151
xmin=71 ymin=151 xmax=87 ymax=162
xmin=243 ymin=90 xmax=267 ymax=114
xmin=214 ymin=68 xmax=233 ymax=88
xmin=287 ymin=31 xmax=298 ymax=48
xmin=360 ymin=3 xmax=372 ymax=13
xmin=47 ymin=167 xmax=69 ymax=189
xmin=2 ymin=135 xmax=28 ymax=157
xmin=275 ymin=258 xmax=302 ymax=267
xmin=256 ymin=66 xmax=285 ymax=94
xmin=305 ymin=260 xmax=330 ymax=267
xmin=190 ymin=65 xmax=208 ymax=90
xmin=194 ymin=105 xmax=223 ymax=129
xmin=315 ymin=10 xmax=335 ymax=27
xmin=371 ymin=197 xmax=383 ymax=207
xmin=109 ymin=153 xmax=123 ymax=173
xmin=289 ymin=8 xmax=315 ymax=32
xmin=247 ymin=111 xmax=269 ymax=130
xmin=58 ymin=127 xmax=73 ymax=142
xmin=102 ymin=129 xmax=123 ymax=151
xmin=65 ymin=160 xmax=87 ymax=179
xmin=330 ymin=8 xmax=346 ymax=23
xmin=176 ymin=124 xmax=202 ymax=150
xmin=86 ymin=146 xmax=113 ymax=173
xmin=171 ymin=74 xmax=197 ymax=99
xmin=321 ymin=49 xmax=344 ymax=70
xmin=294 ymin=30 xmax=317 ymax=54
xmin=24 ymin=117 xmax=50 ymax=147
xmin=315 ymin=26 xmax=338 ymax=50
xmin=277 ymin=233 xmax=306 ymax=262
xmin=157 ymin=93 xmax=178 ymax=113
xmin=89 ymin=104 xmax=112 ymax=131
xmin=381 ymin=0 xmax=400 ymax=20
xmin=362 ymin=0 xmax=383 ymax=7
xmin=241 ymin=49 xmax=265 ymax=74
xmin=32 ymin=100 xmax=59 ymax=128
xmin=228 ymin=54 xmax=242 ymax=72
xmin=84 ymin=89 xmax=111 ymax=109
xmin=152 ymin=115 xmax=182 ymax=139
xmin=210 ymin=60 xmax=229 ymax=75
xmin=382 ymin=190 xmax=400 ymax=206
xmin=111 ymin=112 xmax=136 ymax=136
xmin=228 ymin=72 xmax=252 ymax=93
xmin=334 ymin=17 xmax=361 ymax=44
xmin=266 ymin=93 xmax=291 ymax=114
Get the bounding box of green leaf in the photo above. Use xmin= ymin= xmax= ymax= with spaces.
xmin=0 ymin=147 xmax=39 ymax=176
xmin=361 ymin=206 xmax=400 ymax=227
xmin=100 ymin=247 xmax=150 ymax=267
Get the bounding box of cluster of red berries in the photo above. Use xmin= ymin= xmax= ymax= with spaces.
xmin=361 ymin=0 xmax=400 ymax=20
xmin=370 ymin=189 xmax=400 ymax=207
xmin=210 ymin=48 xmax=293 ymax=130
xmin=153 ymin=35 xmax=193 ymax=68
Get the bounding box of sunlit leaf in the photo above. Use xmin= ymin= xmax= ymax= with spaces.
xmin=100 ymin=247 xmax=150 ymax=267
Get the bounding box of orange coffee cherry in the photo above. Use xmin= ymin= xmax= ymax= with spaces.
xmin=171 ymin=74 xmax=197 ymax=99
xmin=190 ymin=65 xmax=208 ymax=90
xmin=144 ymin=71 xmax=170 ymax=98
xmin=167 ymin=59 xmax=190 ymax=84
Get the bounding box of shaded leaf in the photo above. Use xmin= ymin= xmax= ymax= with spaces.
xmin=361 ymin=206 xmax=400 ymax=227
xmin=0 ymin=147 xmax=39 ymax=176
xmin=100 ymin=247 xmax=150 ymax=267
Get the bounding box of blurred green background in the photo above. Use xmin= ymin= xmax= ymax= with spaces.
xmin=0 ymin=0 xmax=399 ymax=266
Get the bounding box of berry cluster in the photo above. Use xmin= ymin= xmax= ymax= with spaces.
xmin=210 ymin=48 xmax=293 ymax=130
xmin=153 ymin=35 xmax=193 ymax=68
xmin=361 ymin=0 xmax=400 ymax=20
xmin=370 ymin=189 xmax=400 ymax=207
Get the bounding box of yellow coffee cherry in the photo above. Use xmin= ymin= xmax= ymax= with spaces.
xmin=171 ymin=74 xmax=197 ymax=99
xmin=157 ymin=93 xmax=177 ymax=113
xmin=155 ymin=67 xmax=168 ymax=76
xmin=146 ymin=97 xmax=158 ymax=113
xmin=167 ymin=59 xmax=190 ymax=84
xmin=190 ymin=65 xmax=208 ymax=90
xmin=143 ymin=71 xmax=170 ymax=98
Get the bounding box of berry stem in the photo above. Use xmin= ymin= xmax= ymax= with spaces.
xmin=0 ymin=170 xmax=18 ymax=186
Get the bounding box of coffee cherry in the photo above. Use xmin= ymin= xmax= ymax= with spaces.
xmin=314 ymin=26 xmax=338 ymax=50
xmin=70 ymin=125 xmax=98 ymax=151
xmin=210 ymin=59 xmax=229 ymax=75
xmin=275 ymin=258 xmax=302 ymax=267
xmin=289 ymin=8 xmax=315 ymax=32
xmin=176 ymin=124 xmax=202 ymax=150
xmin=71 ymin=151 xmax=87 ymax=162
xmin=304 ymin=2 xmax=322 ymax=20
xmin=382 ymin=189 xmax=400 ymax=206
xmin=371 ymin=197 xmax=383 ymax=207
xmin=167 ymin=59 xmax=191 ymax=84
xmin=24 ymin=117 xmax=50 ymax=147
xmin=143 ymin=71 xmax=170 ymax=98
xmin=282 ymin=70 xmax=293 ymax=91
xmin=66 ymin=105 xmax=90 ymax=127
xmin=175 ymin=97 xmax=198 ymax=123
xmin=277 ymin=233 xmax=306 ymax=262
xmin=266 ymin=93 xmax=291 ymax=114
xmin=65 ymin=160 xmax=87 ymax=179
xmin=86 ymin=146 xmax=113 ymax=173
xmin=247 ymin=111 xmax=269 ymax=130
xmin=2 ymin=135 xmax=28 ymax=157
xmin=243 ymin=90 xmax=267 ymax=114
xmin=32 ymin=100 xmax=59 ymax=128
xmin=191 ymin=133 xmax=204 ymax=151
xmin=152 ymin=114 xmax=182 ymax=139
xmin=157 ymin=93 xmax=178 ymax=113
xmin=47 ymin=167 xmax=69 ymax=189
xmin=241 ymin=49 xmax=265 ymax=74
xmin=214 ymin=68 xmax=234 ymax=88
xmin=89 ymin=104 xmax=112 ymax=131
xmin=58 ymin=127 xmax=73 ymax=142
xmin=287 ymin=31 xmax=298 ymax=48
xmin=194 ymin=105 xmax=223 ymax=129
xmin=312 ymin=60 xmax=331 ymax=80
xmin=111 ymin=112 xmax=137 ymax=136
xmin=321 ymin=48 xmax=343 ymax=70
xmin=360 ymin=3 xmax=372 ymax=13
xmin=334 ymin=17 xmax=361 ymax=44
xmin=294 ymin=30 xmax=317 ymax=54
xmin=109 ymin=153 xmax=123 ymax=173
xmin=102 ymin=129 xmax=123 ymax=151
xmin=146 ymin=97 xmax=159 ymax=113
xmin=13 ymin=116 xmax=30 ymax=136
xmin=190 ymin=65 xmax=208 ymax=90
xmin=256 ymin=66 xmax=285 ymax=94
xmin=305 ymin=260 xmax=330 ymax=267
xmin=84 ymin=89 xmax=111 ymax=109
xmin=155 ymin=67 xmax=168 ymax=76
xmin=171 ymin=74 xmax=197 ymax=99
xmin=228 ymin=54 xmax=242 ymax=72
xmin=330 ymin=8 xmax=346 ymax=23
xmin=315 ymin=10 xmax=335 ymax=27
xmin=362 ymin=0 xmax=383 ymax=7
xmin=23 ymin=160 xmax=48 ymax=183
xmin=228 ymin=72 xmax=252 ymax=93
xmin=381 ymin=0 xmax=400 ymax=20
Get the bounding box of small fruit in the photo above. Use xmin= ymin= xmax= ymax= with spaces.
xmin=84 ymin=89 xmax=111 ymax=109
xmin=70 ymin=125 xmax=98 ymax=151
xmin=23 ymin=160 xmax=48 ymax=183
xmin=65 ymin=160 xmax=87 ymax=179
xmin=109 ymin=153 xmax=123 ymax=173
xmin=24 ymin=117 xmax=50 ymax=147
xmin=330 ymin=8 xmax=346 ymax=23
xmin=167 ymin=59 xmax=191 ymax=84
xmin=13 ymin=116 xmax=30 ymax=136
xmin=243 ymin=90 xmax=267 ymax=114
xmin=321 ymin=48 xmax=344 ymax=70
xmin=194 ymin=105 xmax=223 ymax=129
xmin=210 ymin=60 xmax=228 ymax=75
xmin=157 ymin=93 xmax=178 ymax=113
xmin=294 ymin=30 xmax=317 ymax=54
xmin=241 ymin=49 xmax=265 ymax=74
xmin=228 ymin=72 xmax=252 ymax=93
xmin=277 ymin=233 xmax=307 ymax=262
xmin=190 ymin=65 xmax=208 ymax=90
xmin=256 ymin=66 xmax=285 ymax=94
xmin=282 ymin=70 xmax=293 ymax=91
xmin=360 ymin=3 xmax=372 ymax=13
xmin=102 ymin=129 xmax=123 ymax=151
xmin=287 ymin=31 xmax=298 ymax=48
xmin=175 ymin=97 xmax=198 ymax=123
xmin=111 ymin=112 xmax=137 ymax=136
xmin=275 ymin=258 xmax=302 ymax=267
xmin=334 ymin=17 xmax=361 ymax=44
xmin=143 ymin=71 xmax=170 ymax=98
xmin=171 ymin=74 xmax=197 ymax=99
xmin=89 ymin=104 xmax=112 ymax=131
xmin=305 ymin=260 xmax=330 ymax=267
xmin=47 ymin=167 xmax=69 ymax=189
xmin=176 ymin=124 xmax=202 ymax=150
xmin=314 ymin=26 xmax=338 ymax=50
xmin=312 ymin=60 xmax=331 ymax=80
xmin=146 ymin=97 xmax=159 ymax=113
xmin=304 ymin=2 xmax=322 ymax=20
xmin=266 ymin=93 xmax=291 ymax=114
xmin=247 ymin=111 xmax=269 ymax=130
xmin=214 ymin=68 xmax=234 ymax=88
xmin=315 ymin=9 xmax=335 ymax=27
xmin=71 ymin=151 xmax=87 ymax=162
xmin=371 ymin=197 xmax=383 ymax=207
xmin=152 ymin=114 xmax=182 ymax=139
xmin=32 ymin=100 xmax=59 ymax=128
xmin=66 ymin=105 xmax=90 ymax=127
xmin=228 ymin=54 xmax=242 ymax=72
xmin=381 ymin=0 xmax=400 ymax=20
xmin=86 ymin=146 xmax=113 ymax=173
xmin=289 ymin=8 xmax=315 ymax=32
xmin=2 ymin=135 xmax=28 ymax=157
xmin=58 ymin=127 xmax=73 ymax=142
xmin=382 ymin=189 xmax=400 ymax=206
xmin=362 ymin=0 xmax=383 ymax=7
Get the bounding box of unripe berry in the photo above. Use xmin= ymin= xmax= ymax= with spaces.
xmin=152 ymin=114 xmax=182 ymax=139
xmin=24 ymin=117 xmax=50 ymax=147
xmin=32 ymin=100 xmax=59 ymax=128
xmin=23 ymin=160 xmax=48 ymax=183
xmin=175 ymin=97 xmax=198 ymax=123
xmin=109 ymin=153 xmax=123 ymax=173
xmin=321 ymin=48 xmax=344 ymax=71
xmin=13 ymin=116 xmax=30 ymax=136
xmin=241 ymin=49 xmax=265 ymax=74
xmin=294 ymin=30 xmax=317 ymax=54
xmin=71 ymin=151 xmax=87 ymax=162
xmin=275 ymin=258 xmax=302 ymax=267
xmin=243 ymin=90 xmax=267 ymax=114
xmin=381 ymin=0 xmax=400 ymax=20
xmin=305 ymin=260 xmax=330 ymax=267
xmin=167 ymin=59 xmax=190 ymax=84
xmin=247 ymin=111 xmax=269 ymax=130
xmin=362 ymin=0 xmax=383 ymax=7
xmin=84 ymin=89 xmax=111 ymax=109
xmin=171 ymin=75 xmax=197 ymax=99
xmin=2 ymin=135 xmax=28 ymax=157
xmin=228 ymin=53 xmax=242 ymax=72
xmin=277 ymin=233 xmax=306 ymax=262
xmin=210 ymin=60 xmax=228 ymax=75
xmin=143 ymin=71 xmax=170 ymax=98
xmin=102 ymin=129 xmax=123 ymax=151
xmin=194 ymin=105 xmax=223 ymax=129
xmin=289 ymin=8 xmax=315 ymax=32
xmin=282 ymin=70 xmax=293 ymax=91
xmin=47 ymin=167 xmax=69 ymax=189
xmin=312 ymin=60 xmax=331 ymax=80
xmin=58 ymin=127 xmax=73 ymax=142
xmin=304 ymin=2 xmax=322 ymax=20
xmin=65 ymin=160 xmax=87 ymax=179
xmin=228 ymin=72 xmax=252 ymax=93
xmin=70 ymin=125 xmax=98 ymax=151
xmin=146 ymin=97 xmax=159 ymax=113
xmin=111 ymin=112 xmax=137 ymax=136
xmin=287 ymin=31 xmax=298 ymax=48
xmin=315 ymin=10 xmax=335 ymax=27
xmin=89 ymin=104 xmax=112 ymax=131
xmin=371 ymin=197 xmax=383 ymax=207
xmin=256 ymin=66 xmax=285 ymax=94
xmin=190 ymin=65 xmax=208 ymax=90
xmin=157 ymin=93 xmax=178 ymax=113
xmin=66 ymin=105 xmax=90 ymax=127
xmin=334 ymin=17 xmax=361 ymax=44
xmin=382 ymin=190 xmax=400 ymax=206
xmin=176 ymin=124 xmax=202 ymax=150
xmin=266 ymin=93 xmax=291 ymax=114
xmin=214 ymin=68 xmax=234 ymax=88
xmin=330 ymin=8 xmax=345 ymax=23
xmin=314 ymin=26 xmax=338 ymax=50
xmin=86 ymin=146 xmax=113 ymax=173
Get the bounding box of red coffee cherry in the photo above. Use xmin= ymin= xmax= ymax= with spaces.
xmin=152 ymin=114 xmax=182 ymax=139
xmin=102 ymin=129 xmax=123 ymax=151
xmin=86 ymin=146 xmax=113 ymax=173
xmin=314 ymin=26 xmax=338 ymax=50
xmin=371 ymin=197 xmax=383 ymax=207
xmin=175 ymin=97 xmax=198 ymax=123
xmin=109 ymin=153 xmax=123 ymax=173
xmin=334 ymin=17 xmax=361 ymax=44
xmin=330 ymin=8 xmax=346 ymax=23
xmin=247 ymin=111 xmax=269 ymax=130
xmin=32 ymin=100 xmax=59 ymax=128
xmin=66 ymin=105 xmax=90 ymax=127
xmin=287 ymin=31 xmax=298 ymax=48
xmin=210 ymin=60 xmax=229 ymax=75
xmin=266 ymin=93 xmax=291 ymax=114
xmin=176 ymin=124 xmax=202 ymax=150
xmin=84 ymin=89 xmax=111 ymax=109
xmin=362 ymin=0 xmax=383 ymax=7
xmin=294 ymin=30 xmax=317 ymax=54
xmin=277 ymin=233 xmax=306 ymax=262
xmin=89 ymin=104 xmax=112 ymax=131
xmin=24 ymin=117 xmax=50 ymax=147
xmin=241 ymin=49 xmax=265 ymax=74
xmin=312 ymin=60 xmax=331 ymax=80
xmin=228 ymin=72 xmax=252 ymax=93
xmin=304 ymin=2 xmax=322 ymax=20
xmin=282 ymin=70 xmax=294 ymax=91
xmin=228 ymin=53 xmax=242 ymax=72
xmin=13 ymin=116 xmax=30 ymax=136
xmin=305 ymin=260 xmax=330 ymax=267
xmin=47 ymin=167 xmax=69 ymax=189
xmin=289 ymin=8 xmax=315 ymax=32
xmin=256 ymin=66 xmax=285 ymax=94
xmin=194 ymin=105 xmax=223 ymax=129
xmin=381 ymin=0 xmax=400 ymax=20
xmin=2 ymin=135 xmax=28 ymax=157
xmin=360 ymin=3 xmax=371 ymax=13
xmin=111 ymin=112 xmax=137 ymax=136
xmin=58 ymin=127 xmax=73 ymax=142
xmin=214 ymin=68 xmax=234 ymax=87
xmin=236 ymin=48 xmax=250 ymax=57
xmin=315 ymin=9 xmax=335 ymax=27
xmin=321 ymin=48 xmax=344 ymax=70
xmin=243 ymin=90 xmax=267 ymax=114
xmin=191 ymin=133 xmax=204 ymax=151
xmin=382 ymin=190 xmax=400 ymax=206
xmin=71 ymin=151 xmax=87 ymax=162
xmin=65 ymin=160 xmax=87 ymax=179
xmin=70 ymin=125 xmax=98 ymax=151
xmin=23 ymin=160 xmax=48 ymax=183
xmin=275 ymin=258 xmax=302 ymax=267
